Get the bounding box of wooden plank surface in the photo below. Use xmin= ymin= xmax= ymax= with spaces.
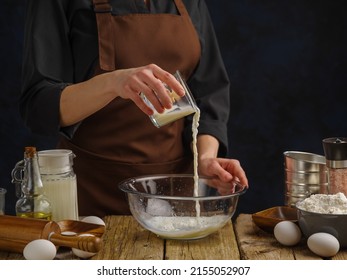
xmin=92 ymin=216 xmax=163 ymax=260
xmin=0 ymin=251 xmax=24 ymax=260
xmin=2 ymin=214 xmax=346 ymax=260
xmin=165 ymin=221 xmax=240 ymax=260
xmin=234 ymin=214 xmax=347 ymax=260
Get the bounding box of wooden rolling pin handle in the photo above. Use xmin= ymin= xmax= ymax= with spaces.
xmin=49 ymin=233 xmax=103 ymax=253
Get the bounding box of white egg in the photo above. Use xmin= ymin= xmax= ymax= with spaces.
xmin=23 ymin=239 xmax=57 ymax=260
xmin=71 ymin=233 xmax=97 ymax=259
xmin=307 ymin=232 xmax=340 ymax=257
xmin=81 ymin=216 xmax=105 ymax=226
xmin=274 ymin=221 xmax=302 ymax=246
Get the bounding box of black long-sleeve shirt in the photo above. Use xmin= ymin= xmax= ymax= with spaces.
xmin=20 ymin=0 xmax=231 ymax=156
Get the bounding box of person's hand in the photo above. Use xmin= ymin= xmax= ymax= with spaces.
xmin=198 ymin=157 xmax=248 ymax=194
xmin=113 ymin=64 xmax=185 ymax=115
xmin=60 ymin=64 xmax=185 ymax=126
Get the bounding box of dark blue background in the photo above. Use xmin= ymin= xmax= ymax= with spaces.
xmin=1 ymin=0 xmax=346 ymax=216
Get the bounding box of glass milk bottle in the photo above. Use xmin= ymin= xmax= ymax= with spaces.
xmin=38 ymin=149 xmax=79 ymax=221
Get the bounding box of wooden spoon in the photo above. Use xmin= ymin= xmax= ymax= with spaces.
xmin=57 ymin=220 xmax=105 ymax=237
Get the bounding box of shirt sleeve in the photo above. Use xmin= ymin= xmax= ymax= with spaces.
xmin=183 ymin=0 xmax=231 ymax=157
xmin=20 ymin=0 xmax=75 ymax=138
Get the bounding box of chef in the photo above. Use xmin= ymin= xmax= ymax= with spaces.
xmin=20 ymin=0 xmax=248 ymax=217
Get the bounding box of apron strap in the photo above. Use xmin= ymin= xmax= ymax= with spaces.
xmin=173 ymin=0 xmax=188 ymax=17
xmin=92 ymin=0 xmax=116 ymax=71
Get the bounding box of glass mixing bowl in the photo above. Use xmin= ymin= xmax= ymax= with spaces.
xmin=119 ymin=174 xmax=247 ymax=240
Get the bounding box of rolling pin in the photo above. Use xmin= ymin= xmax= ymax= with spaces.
xmin=0 ymin=215 xmax=102 ymax=254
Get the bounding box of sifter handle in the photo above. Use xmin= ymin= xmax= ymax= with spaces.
xmin=49 ymin=233 xmax=102 ymax=253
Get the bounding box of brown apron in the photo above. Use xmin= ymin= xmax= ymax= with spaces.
xmin=58 ymin=0 xmax=201 ymax=216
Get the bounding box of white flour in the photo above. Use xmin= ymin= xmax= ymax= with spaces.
xmin=298 ymin=192 xmax=347 ymax=214
xmin=143 ymin=215 xmax=229 ymax=239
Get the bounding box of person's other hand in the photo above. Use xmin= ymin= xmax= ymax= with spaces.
xmin=113 ymin=64 xmax=185 ymax=115
xmin=198 ymin=157 xmax=248 ymax=194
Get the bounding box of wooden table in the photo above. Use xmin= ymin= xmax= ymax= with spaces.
xmin=1 ymin=214 xmax=346 ymax=260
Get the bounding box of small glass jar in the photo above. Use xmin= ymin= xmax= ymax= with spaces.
xmin=38 ymin=149 xmax=79 ymax=221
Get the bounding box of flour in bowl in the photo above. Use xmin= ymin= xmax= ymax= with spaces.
xmin=143 ymin=215 xmax=229 ymax=239
xmin=297 ymin=192 xmax=347 ymax=214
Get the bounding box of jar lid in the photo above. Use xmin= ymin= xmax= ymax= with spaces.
xmin=38 ymin=149 xmax=75 ymax=174
xmin=322 ymin=138 xmax=347 ymax=166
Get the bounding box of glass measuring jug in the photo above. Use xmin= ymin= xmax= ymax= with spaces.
xmin=141 ymin=70 xmax=198 ymax=127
